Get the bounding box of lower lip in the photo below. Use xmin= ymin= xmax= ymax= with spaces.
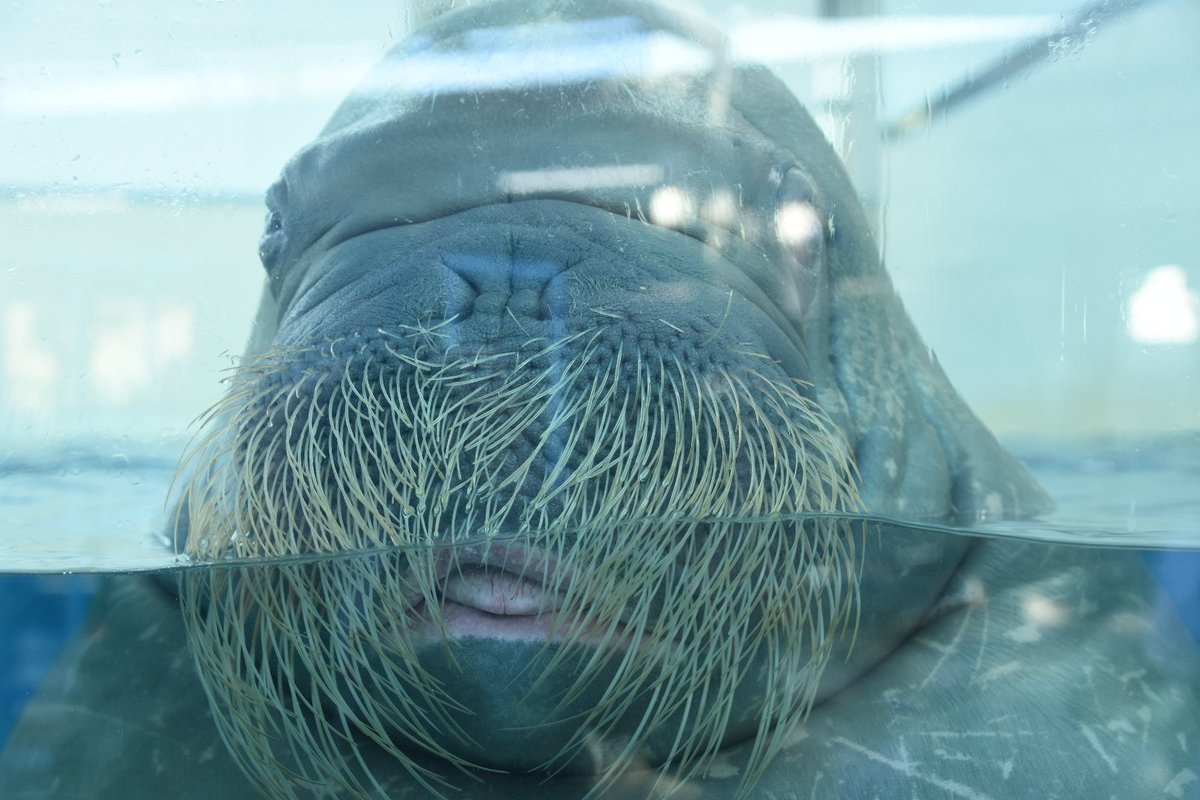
xmin=434 ymin=601 xmax=565 ymax=640
xmin=406 ymin=566 xmax=643 ymax=644
xmin=411 ymin=567 xmax=568 ymax=641
xmin=428 ymin=603 xmax=648 ymax=649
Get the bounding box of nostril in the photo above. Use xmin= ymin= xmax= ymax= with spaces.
xmin=440 ymin=251 xmax=564 ymax=288
xmin=439 ymin=252 xmax=566 ymax=322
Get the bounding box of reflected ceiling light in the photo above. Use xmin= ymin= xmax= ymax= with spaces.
xmin=775 ymin=201 xmax=822 ymax=249
xmin=0 ymin=18 xmax=712 ymax=118
xmin=497 ymin=163 xmax=664 ymax=194
xmin=359 ymin=28 xmax=712 ymax=97
xmin=1127 ymin=264 xmax=1199 ymax=346
xmin=700 ymin=189 xmax=738 ymax=229
xmin=730 ymin=14 xmax=1056 ymax=63
xmin=649 ymin=186 xmax=692 ymax=228
xmin=0 ymin=15 xmax=1056 ymax=119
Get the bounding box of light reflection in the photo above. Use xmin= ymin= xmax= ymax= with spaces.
xmin=1022 ymin=593 xmax=1069 ymax=627
xmin=359 ymin=26 xmax=712 ymax=99
xmin=775 ymin=201 xmax=822 ymax=249
xmin=2 ymin=302 xmax=62 ymax=417
xmin=497 ymin=164 xmax=664 ymax=195
xmin=89 ymin=302 xmax=197 ymax=404
xmin=154 ymin=305 xmax=195 ymax=364
xmin=700 ymin=189 xmax=738 ymax=229
xmin=15 ymin=194 xmax=130 ymax=215
xmin=0 ymin=15 xmax=1055 ymax=118
xmin=0 ymin=19 xmax=713 ymax=118
xmin=0 ymin=301 xmax=197 ymax=416
xmin=648 ymin=186 xmax=692 ymax=229
xmin=90 ymin=310 xmax=152 ymax=404
xmin=1127 ymin=264 xmax=1198 ymax=345
xmin=730 ymin=14 xmax=1055 ymax=63
xmin=1008 ymin=591 xmax=1070 ymax=643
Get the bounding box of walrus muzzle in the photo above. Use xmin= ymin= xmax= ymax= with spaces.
xmin=173 ymin=1 xmax=1050 ymax=797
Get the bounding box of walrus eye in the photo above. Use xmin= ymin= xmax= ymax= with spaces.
xmin=258 ymin=210 xmax=286 ymax=276
xmin=772 ymin=166 xmax=827 ymax=320
xmin=259 ymin=179 xmax=289 ymax=278
xmin=774 ymin=166 xmax=826 ymax=266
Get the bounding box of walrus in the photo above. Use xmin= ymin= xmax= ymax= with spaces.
xmin=3 ymin=1 xmax=1198 ymax=798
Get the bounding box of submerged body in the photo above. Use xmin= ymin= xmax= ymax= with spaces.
xmin=6 ymin=542 xmax=1197 ymax=800
xmin=2 ymin=1 xmax=1198 ymax=798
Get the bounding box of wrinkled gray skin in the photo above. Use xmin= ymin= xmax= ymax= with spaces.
xmin=3 ymin=1 xmax=1199 ymax=798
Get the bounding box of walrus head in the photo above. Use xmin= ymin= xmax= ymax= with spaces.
xmin=174 ymin=1 xmax=1051 ymax=797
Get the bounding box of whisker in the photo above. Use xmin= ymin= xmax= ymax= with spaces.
xmin=178 ymin=330 xmax=863 ymax=800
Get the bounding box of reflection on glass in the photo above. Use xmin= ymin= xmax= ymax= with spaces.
xmin=1127 ymin=264 xmax=1198 ymax=345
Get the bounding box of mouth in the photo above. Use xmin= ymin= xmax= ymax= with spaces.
xmin=410 ymin=541 xmax=578 ymax=642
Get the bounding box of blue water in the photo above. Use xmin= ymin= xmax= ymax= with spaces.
xmin=0 ymin=574 xmax=97 ymax=750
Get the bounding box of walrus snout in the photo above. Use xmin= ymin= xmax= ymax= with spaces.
xmin=268 ymin=198 xmax=819 ymax=373
xmin=178 ymin=188 xmax=865 ymax=780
